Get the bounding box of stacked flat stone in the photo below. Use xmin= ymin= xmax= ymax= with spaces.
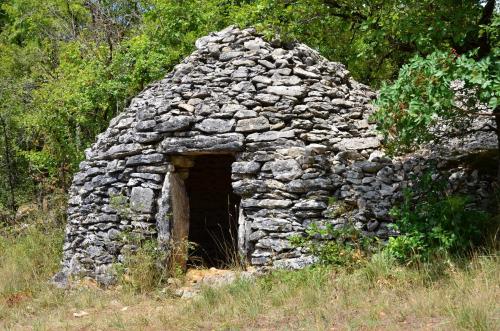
xmin=59 ymin=26 xmax=495 ymax=282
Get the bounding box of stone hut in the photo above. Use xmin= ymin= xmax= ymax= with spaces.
xmin=59 ymin=26 xmax=494 ymax=281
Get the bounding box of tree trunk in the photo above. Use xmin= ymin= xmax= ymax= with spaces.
xmin=494 ymin=109 xmax=500 ymax=187
xmin=493 ymin=107 xmax=500 ymax=217
xmin=0 ymin=115 xmax=17 ymax=215
xmin=456 ymin=0 xmax=496 ymax=58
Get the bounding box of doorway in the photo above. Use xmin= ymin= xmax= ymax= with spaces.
xmin=184 ymin=154 xmax=240 ymax=268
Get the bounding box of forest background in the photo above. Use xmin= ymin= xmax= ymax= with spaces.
xmin=0 ymin=0 xmax=498 ymax=218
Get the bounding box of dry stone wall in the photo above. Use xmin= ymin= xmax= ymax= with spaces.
xmin=59 ymin=26 xmax=495 ymax=282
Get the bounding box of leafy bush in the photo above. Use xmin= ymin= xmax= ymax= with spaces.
xmin=372 ymin=14 xmax=499 ymax=155
xmin=386 ymin=173 xmax=492 ymax=264
xmin=291 ymin=222 xmax=379 ymax=268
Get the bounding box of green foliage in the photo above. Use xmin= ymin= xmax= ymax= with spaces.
xmin=230 ymin=0 xmax=485 ymax=84
xmin=0 ymin=0 xmax=495 ymax=212
xmin=373 ymin=14 xmax=499 ymax=154
xmin=386 ymin=173 xmax=492 ymax=264
xmin=116 ymin=233 xmax=201 ymax=293
xmin=291 ymin=222 xmax=379 ymax=268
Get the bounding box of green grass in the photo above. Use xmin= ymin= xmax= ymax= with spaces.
xmin=0 ymin=219 xmax=64 ymax=298
xmin=0 ymin=209 xmax=499 ymax=330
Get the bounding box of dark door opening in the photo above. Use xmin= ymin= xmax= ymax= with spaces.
xmin=185 ymin=155 xmax=240 ymax=268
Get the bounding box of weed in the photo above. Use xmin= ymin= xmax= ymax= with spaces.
xmin=1 ymin=232 xmax=498 ymax=331
xmin=291 ymin=222 xmax=380 ymax=269
xmin=387 ymin=172 xmax=494 ymax=264
xmin=0 ymin=217 xmax=64 ymax=298
xmin=453 ymin=305 xmax=492 ymax=331
xmin=204 ymin=222 xmax=246 ymax=270
xmin=325 ymin=197 xmax=354 ymax=218
xmin=116 ymin=238 xmax=169 ymax=293
xmin=0 ymin=200 xmax=498 ymax=330
xmin=109 ymin=194 xmax=131 ymax=218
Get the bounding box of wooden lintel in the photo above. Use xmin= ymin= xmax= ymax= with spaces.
xmin=170 ymin=171 xmax=190 ymax=271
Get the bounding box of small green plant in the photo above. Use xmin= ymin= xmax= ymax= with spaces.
xmin=110 ymin=193 xmax=131 ymax=218
xmin=291 ymin=222 xmax=378 ymax=269
xmin=115 ymin=234 xmax=209 ymax=293
xmin=386 ymin=172 xmax=492 ymax=264
xmin=117 ymin=238 xmax=169 ymax=293
xmin=325 ymin=197 xmax=354 ymax=218
xmin=327 ymin=196 xmax=337 ymax=206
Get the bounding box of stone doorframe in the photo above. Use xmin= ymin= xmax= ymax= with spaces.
xmin=156 ymin=153 xmax=247 ymax=270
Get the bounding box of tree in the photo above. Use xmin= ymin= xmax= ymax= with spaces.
xmin=372 ymin=2 xmax=499 ymax=179
xmin=0 ymin=0 xmax=497 ymax=214
xmin=230 ymin=0 xmax=488 ymax=86
xmin=0 ymin=113 xmax=17 ymax=213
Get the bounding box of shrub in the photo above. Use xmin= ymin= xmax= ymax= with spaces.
xmin=116 ymin=236 xmax=203 ymax=293
xmin=291 ymin=222 xmax=379 ymax=269
xmin=115 ymin=237 xmax=171 ymax=293
xmin=386 ymin=172 xmax=492 ymax=264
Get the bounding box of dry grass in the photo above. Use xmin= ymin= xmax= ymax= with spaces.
xmin=1 ymin=255 xmax=498 ymax=331
xmin=0 ymin=211 xmax=499 ymax=330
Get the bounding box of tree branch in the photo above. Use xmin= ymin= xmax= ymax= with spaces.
xmin=455 ymin=0 xmax=496 ymax=58
xmin=322 ymin=1 xmax=367 ymax=22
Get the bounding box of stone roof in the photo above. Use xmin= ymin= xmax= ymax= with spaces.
xmin=84 ymin=25 xmax=378 ymax=161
